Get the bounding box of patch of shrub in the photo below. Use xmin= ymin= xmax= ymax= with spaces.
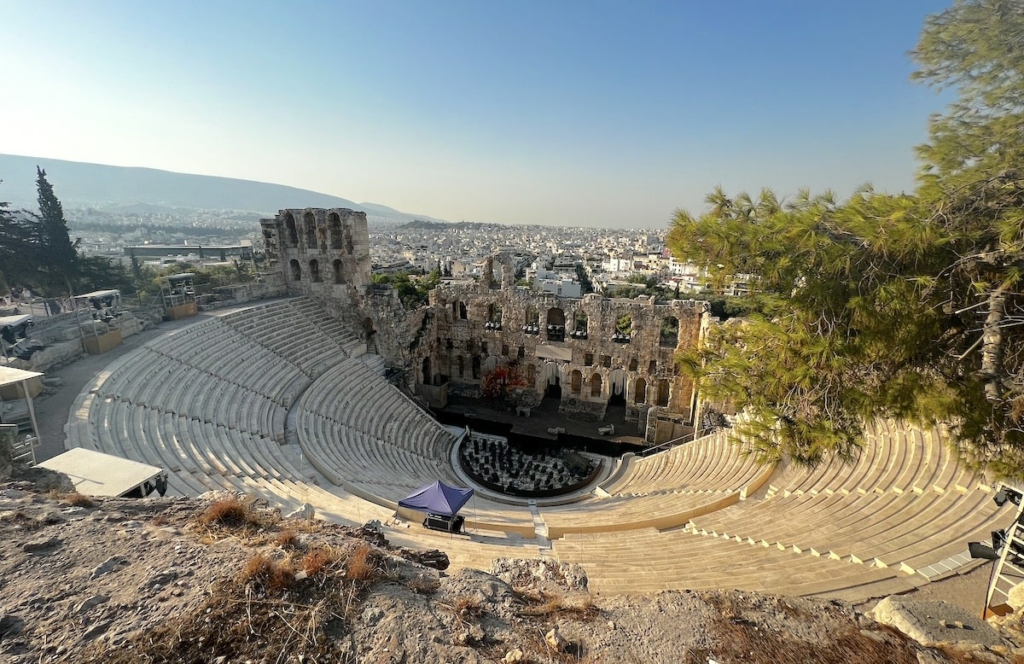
xmin=240 ymin=554 xmax=295 ymax=593
xmin=62 ymin=492 xmax=95 ymax=508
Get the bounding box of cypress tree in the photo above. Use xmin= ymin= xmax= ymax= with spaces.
xmin=35 ymin=166 xmax=79 ymax=294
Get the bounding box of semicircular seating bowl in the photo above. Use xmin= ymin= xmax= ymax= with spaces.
xmin=64 ymin=297 xmax=1011 ymax=599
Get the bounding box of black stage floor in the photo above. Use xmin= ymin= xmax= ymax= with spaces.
xmin=436 ymin=395 xmax=649 ymax=456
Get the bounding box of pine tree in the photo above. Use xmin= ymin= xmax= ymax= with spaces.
xmin=0 ymin=182 xmax=40 ymax=294
xmin=668 ymin=0 xmax=1024 ymax=477
xmin=35 ymin=167 xmax=79 ymax=295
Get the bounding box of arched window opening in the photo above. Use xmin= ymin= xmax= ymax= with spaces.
xmin=472 ymin=356 xmax=481 ymax=379
xmin=284 ymin=213 xmax=298 ymax=247
xmin=526 ymin=364 xmax=536 ymax=384
xmin=459 ymin=302 xmax=467 ymax=320
xmin=590 ymin=373 xmax=603 ymax=398
xmin=333 ymin=259 xmax=344 ymax=284
xmin=486 ymin=303 xmax=502 ymax=330
xmin=289 ymin=259 xmax=301 ymax=281
xmin=328 ymin=212 xmax=343 ymax=249
xmin=522 ymin=306 xmax=540 ymax=335
xmin=304 ymin=211 xmax=317 ymax=249
xmin=660 ymin=316 xmax=680 ymax=348
xmin=422 ymin=358 xmax=431 ymax=385
xmin=656 ymin=379 xmax=670 ymax=407
xmin=546 ymin=308 xmax=565 ymax=342
xmin=570 ymin=370 xmax=582 ymax=394
xmin=572 ymin=310 xmax=588 ymax=339
xmin=613 ymin=314 xmax=632 ymax=343
xmin=634 ymin=377 xmax=647 ymax=404
xmin=309 ymin=259 xmax=321 ymax=282
xmin=457 ymin=356 xmax=465 ymax=378
xmin=628 ymin=357 xmax=638 ymax=371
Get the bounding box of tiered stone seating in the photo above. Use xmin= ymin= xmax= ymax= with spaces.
xmin=63 ymin=297 xmax=1011 ymax=600
xmin=295 ymin=357 xmax=536 ymax=537
xmin=217 ymin=298 xmax=362 ymax=378
xmin=604 ymin=430 xmax=768 ymax=497
xmin=683 ymin=422 xmax=1008 ymax=579
xmin=553 ymin=527 xmax=913 ymax=598
xmin=536 ymin=430 xmax=775 ymax=536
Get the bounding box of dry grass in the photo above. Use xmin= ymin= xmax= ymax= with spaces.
xmin=276 ymin=528 xmax=299 ymax=549
xmin=302 ymin=546 xmax=340 ymax=576
xmin=62 ymin=492 xmax=95 ymax=508
xmin=240 ymin=553 xmax=295 ymax=593
xmin=344 ymin=542 xmax=379 ymax=582
xmin=196 ymin=498 xmax=273 ymax=535
xmin=150 ymin=513 xmax=169 ymax=527
xmin=451 ymin=594 xmax=485 ymax=620
xmin=89 ymin=540 xmax=391 ymax=662
xmin=518 ymin=591 xmax=599 ymax=620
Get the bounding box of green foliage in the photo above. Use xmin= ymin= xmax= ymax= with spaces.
xmin=668 ymin=1 xmax=1024 ymax=477
xmin=77 ymin=255 xmax=136 ymax=295
xmin=35 ymin=167 xmax=79 ymax=294
xmin=615 ymin=314 xmax=632 ymax=336
xmin=371 ymin=269 xmax=439 ymax=309
xmin=0 ymin=191 xmax=37 ymax=294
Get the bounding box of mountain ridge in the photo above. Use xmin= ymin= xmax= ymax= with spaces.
xmin=0 ymin=153 xmax=446 ymax=224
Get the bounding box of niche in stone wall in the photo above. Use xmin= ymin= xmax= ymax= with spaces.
xmin=486 ymin=303 xmax=502 ymax=329
xmin=614 ymin=314 xmax=632 ymax=342
xmin=572 ymin=310 xmax=588 ymax=339
xmin=656 ymin=379 xmax=670 ymax=407
xmin=304 ymin=211 xmax=317 ymax=249
xmin=329 ymin=212 xmax=343 ymax=250
xmin=289 ymin=259 xmax=301 ymax=281
xmin=590 ymin=373 xmax=603 ymax=397
xmin=309 ymin=259 xmax=322 ymax=282
xmin=546 ymin=308 xmax=566 ymax=342
xmin=660 ymin=316 xmax=680 ymax=348
xmin=634 ymin=377 xmax=647 ymax=404
xmin=285 ymin=212 xmax=298 ymax=247
xmin=570 ymin=370 xmax=582 ymax=394
xmin=333 ymin=259 xmax=344 ymax=284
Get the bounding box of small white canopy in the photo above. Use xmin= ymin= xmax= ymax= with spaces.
xmin=37 ymin=448 xmax=165 ymax=497
xmin=0 ymin=315 xmax=33 ymax=330
xmin=0 ymin=366 xmax=43 ymax=389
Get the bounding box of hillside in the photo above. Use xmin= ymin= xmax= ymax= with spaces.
xmin=0 ymin=153 xmax=445 ymax=224
xmin=1 ymin=475 xmax=1019 ymax=663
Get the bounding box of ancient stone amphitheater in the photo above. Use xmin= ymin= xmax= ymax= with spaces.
xmin=66 ymin=297 xmax=1012 ymax=601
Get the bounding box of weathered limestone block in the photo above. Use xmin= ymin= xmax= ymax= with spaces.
xmin=870 ymin=596 xmax=1003 ymax=648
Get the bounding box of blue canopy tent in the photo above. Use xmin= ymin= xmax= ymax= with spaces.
xmin=398 ymin=481 xmax=474 ymax=517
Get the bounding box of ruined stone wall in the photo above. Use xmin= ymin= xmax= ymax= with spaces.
xmin=258 ymin=217 xmax=708 ymax=430
xmin=260 ymin=208 xmax=372 ymax=296
xmin=420 ymin=266 xmax=707 ymax=426
xmin=259 ymin=208 xmax=434 ymax=386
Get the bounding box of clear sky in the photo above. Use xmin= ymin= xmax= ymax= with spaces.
xmin=0 ymin=0 xmax=951 ymax=228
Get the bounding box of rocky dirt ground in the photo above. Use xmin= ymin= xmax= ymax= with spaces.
xmin=3 ymin=471 xmax=1024 ymax=664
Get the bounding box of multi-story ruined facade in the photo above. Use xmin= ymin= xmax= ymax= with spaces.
xmin=261 ymin=209 xmax=709 ymax=442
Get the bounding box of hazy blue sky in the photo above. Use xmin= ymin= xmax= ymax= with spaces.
xmin=1 ymin=1 xmax=951 ymax=227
